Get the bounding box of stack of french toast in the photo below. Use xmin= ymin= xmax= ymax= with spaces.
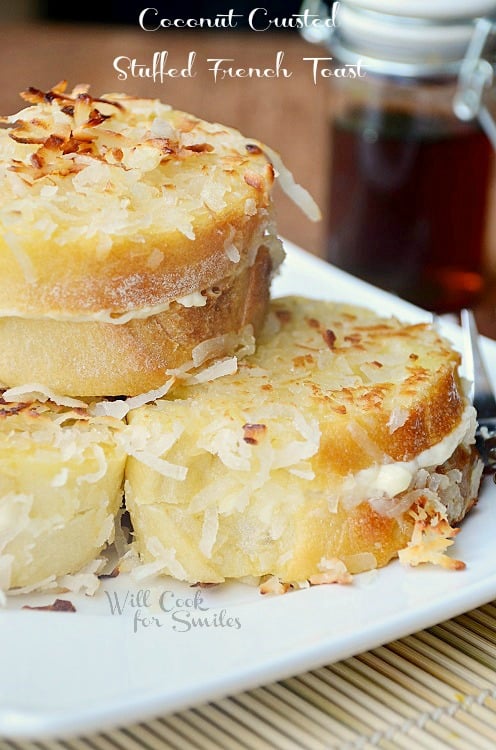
xmin=0 ymin=83 xmax=482 ymax=594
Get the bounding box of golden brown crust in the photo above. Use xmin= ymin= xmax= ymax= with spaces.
xmin=0 ymin=247 xmax=272 ymax=396
xmin=0 ymin=85 xmax=277 ymax=316
xmin=0 ymin=208 xmax=269 ymax=316
xmin=316 ymin=366 xmax=464 ymax=475
xmin=0 ymin=85 xmax=282 ymax=397
xmin=269 ymin=298 xmax=464 ymax=470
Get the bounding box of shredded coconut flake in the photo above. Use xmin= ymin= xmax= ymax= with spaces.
xmin=259 ymin=576 xmax=291 ymax=595
xmin=200 ymin=507 xmax=219 ymax=558
xmin=398 ymin=494 xmax=465 ymax=570
xmin=132 ymin=537 xmax=187 ymax=580
xmin=91 ymin=377 xmax=176 ymax=420
xmin=3 ymin=383 xmax=87 ymax=409
xmin=258 ymin=143 xmax=321 ymax=222
xmin=387 ymin=408 xmax=409 ymax=433
xmin=309 ymin=557 xmax=353 ymax=585
xmin=184 ymin=356 xmax=238 ymax=385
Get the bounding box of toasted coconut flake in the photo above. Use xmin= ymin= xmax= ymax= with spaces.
xmin=387 ymin=408 xmax=409 ymax=433
xmin=322 ymin=329 xmax=336 ymax=350
xmin=257 ymin=142 xmax=321 ymax=222
xmin=91 ymin=377 xmax=176 ymax=420
xmin=22 ymin=598 xmax=76 ymax=612
xmin=242 ymin=423 xmax=267 ymax=445
xmin=183 ymin=356 xmax=238 ymax=385
xmin=118 ymin=421 xmax=187 ymax=481
xmin=398 ymin=495 xmax=465 ymax=570
xmin=309 ymin=558 xmax=353 ymax=585
xmin=3 ymin=383 xmax=87 ymax=409
xmin=244 ymin=170 xmax=264 ymax=190
xmin=259 ymin=576 xmax=291 ymax=595
xmin=132 ymin=537 xmax=188 ymax=581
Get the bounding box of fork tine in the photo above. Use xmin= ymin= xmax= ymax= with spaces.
xmin=460 ymin=308 xmax=496 ymax=421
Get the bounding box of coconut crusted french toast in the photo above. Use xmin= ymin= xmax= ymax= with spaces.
xmin=0 ymin=388 xmax=125 ymax=591
xmin=124 ymin=296 xmax=482 ymax=586
xmin=0 ymin=82 xmax=322 ymax=397
xmin=0 ymin=83 xmax=483 ymax=595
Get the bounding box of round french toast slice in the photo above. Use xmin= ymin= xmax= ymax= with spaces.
xmin=0 ymin=391 xmax=125 ymax=591
xmin=124 ymin=296 xmax=483 ymax=585
xmin=0 ymin=82 xmax=289 ymax=396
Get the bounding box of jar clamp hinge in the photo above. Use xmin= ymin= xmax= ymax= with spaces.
xmin=454 ymin=18 xmax=496 ymax=150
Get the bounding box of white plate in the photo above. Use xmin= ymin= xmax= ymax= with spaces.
xmin=2 ymin=241 xmax=496 ymax=741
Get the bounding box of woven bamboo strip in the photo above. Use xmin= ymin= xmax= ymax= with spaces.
xmin=329 ymin=662 xmax=458 ymax=750
xmin=480 ymin=603 xmax=496 ymax=619
xmin=154 ymin=713 xmax=237 ymax=750
xmin=413 ymin=632 xmax=496 ymax=710
xmin=355 ymin=652 xmax=452 ymax=709
xmin=347 ymin=654 xmax=447 ymax=713
xmin=460 ymin=610 xmax=496 ymax=634
xmin=329 ymin=661 xmax=426 ymax=721
xmin=416 ymin=630 xmax=496 ymax=684
xmin=362 ymin=645 xmax=496 ymax=747
xmin=390 ymin=727 xmax=454 ymax=750
xmin=389 ymin=729 xmax=455 ymax=750
xmin=164 ymin=713 xmax=249 ymax=750
xmin=334 ymin=659 xmax=458 ymax=750
xmin=241 ymin=686 xmax=341 ymax=748
xmin=64 ymin=740 xmax=104 ymax=750
xmin=232 ymin=691 xmax=328 ymax=750
xmin=81 ymin=734 xmax=128 ymax=750
xmin=418 ymin=703 xmax=495 ymax=749
xmin=97 ymin=730 xmax=151 ymax=750
xmin=199 ymin=699 xmax=299 ymax=750
xmin=369 ymin=645 xmax=471 ymax=703
xmin=282 ymin=677 xmax=366 ymax=742
xmin=264 ymin=682 xmax=360 ymax=744
xmin=191 ymin=704 xmax=274 ymax=750
xmin=318 ymin=660 xmax=491 ymax=750
xmin=348 ymin=654 xmax=495 ymax=744
xmin=295 ymin=671 xmax=391 ymax=736
xmin=310 ymin=667 xmax=405 ymax=729
xmin=389 ymin=638 xmax=491 ymax=692
xmin=433 ymin=620 xmax=496 ymax=662
xmin=300 ymin=667 xmax=471 ymax=750
xmin=125 ymin=722 xmax=204 ymax=750
xmin=458 ymin=610 xmax=496 ymax=648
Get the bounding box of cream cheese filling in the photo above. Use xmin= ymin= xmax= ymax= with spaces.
xmin=0 ymin=293 xmax=204 ymax=325
xmin=338 ymin=404 xmax=477 ymax=502
xmin=0 ymin=229 xmax=284 ymax=325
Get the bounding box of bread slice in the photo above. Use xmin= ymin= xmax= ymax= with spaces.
xmin=0 ymin=392 xmax=126 ymax=591
xmin=0 ymin=83 xmax=286 ymax=396
xmin=125 ymin=296 xmax=482 ymax=584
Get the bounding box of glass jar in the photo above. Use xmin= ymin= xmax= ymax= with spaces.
xmin=302 ymin=0 xmax=496 ymax=312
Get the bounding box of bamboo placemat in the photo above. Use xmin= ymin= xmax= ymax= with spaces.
xmin=2 ymin=602 xmax=496 ymax=750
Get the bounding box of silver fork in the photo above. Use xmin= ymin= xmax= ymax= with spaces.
xmin=460 ymin=309 xmax=496 ymax=471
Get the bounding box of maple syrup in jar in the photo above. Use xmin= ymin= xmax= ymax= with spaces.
xmin=308 ymin=0 xmax=496 ymax=313
xmin=328 ymin=95 xmax=494 ymax=312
